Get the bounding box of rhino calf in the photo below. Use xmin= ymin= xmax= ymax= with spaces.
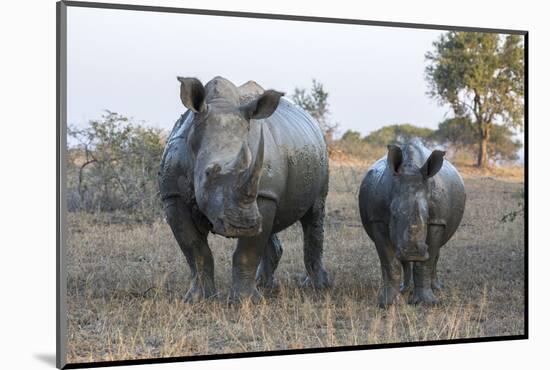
xmin=358 ymin=139 xmax=465 ymax=306
xmin=159 ymin=76 xmax=330 ymax=302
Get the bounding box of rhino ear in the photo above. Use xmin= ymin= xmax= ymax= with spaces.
xmin=240 ymin=90 xmax=284 ymax=120
xmin=177 ymin=77 xmax=206 ymax=113
xmin=387 ymin=145 xmax=403 ymax=175
xmin=420 ymin=150 xmax=446 ymax=179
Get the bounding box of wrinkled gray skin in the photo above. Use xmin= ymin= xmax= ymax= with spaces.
xmin=159 ymin=76 xmax=330 ymax=302
xmin=358 ymin=139 xmax=465 ymax=306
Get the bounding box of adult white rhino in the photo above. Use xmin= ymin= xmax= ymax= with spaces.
xmin=159 ymin=76 xmax=330 ymax=302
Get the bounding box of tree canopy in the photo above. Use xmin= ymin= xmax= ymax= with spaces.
xmin=341 ymin=130 xmax=362 ymax=142
xmin=363 ymin=124 xmax=434 ymax=146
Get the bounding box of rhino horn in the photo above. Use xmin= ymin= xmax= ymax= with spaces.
xmin=237 ymin=127 xmax=264 ymax=202
xmin=233 ymin=140 xmax=252 ymax=172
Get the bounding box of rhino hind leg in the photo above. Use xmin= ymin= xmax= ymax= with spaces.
xmin=230 ymin=199 xmax=277 ymax=303
xmin=300 ymin=199 xmax=331 ymax=289
xmin=256 ymin=234 xmax=283 ymax=290
xmin=431 ymin=250 xmax=443 ymax=291
xmin=164 ymin=197 xmax=216 ymax=303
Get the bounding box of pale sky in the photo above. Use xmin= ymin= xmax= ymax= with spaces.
xmin=67 ymin=7 xmax=453 ymax=137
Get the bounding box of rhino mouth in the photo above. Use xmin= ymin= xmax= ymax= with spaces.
xmin=397 ymin=251 xmax=429 ymax=262
xmin=396 ymin=242 xmax=430 ymax=262
xmin=212 ymin=216 xmax=262 ymax=238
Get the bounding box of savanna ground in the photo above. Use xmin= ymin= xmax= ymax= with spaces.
xmin=66 ymin=160 xmax=525 ymax=363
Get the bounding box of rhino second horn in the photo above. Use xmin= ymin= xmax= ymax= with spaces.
xmin=238 ymin=127 xmax=264 ymax=201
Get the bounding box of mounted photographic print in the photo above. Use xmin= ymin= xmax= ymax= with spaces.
xmin=57 ymin=1 xmax=527 ymax=368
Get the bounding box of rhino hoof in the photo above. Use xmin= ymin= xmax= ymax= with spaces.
xmin=229 ymin=287 xmax=264 ymax=304
xmin=300 ymin=276 xmax=332 ymax=290
xmin=183 ymin=286 xmax=217 ymax=303
xmin=256 ymin=277 xmax=280 ymax=291
xmin=409 ymin=288 xmax=438 ymax=305
xmin=377 ymin=286 xmax=400 ymax=307
xmin=301 ymin=271 xmax=331 ymax=290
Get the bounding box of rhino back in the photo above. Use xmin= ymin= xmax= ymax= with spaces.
xmin=258 ymin=98 xmax=329 ymax=232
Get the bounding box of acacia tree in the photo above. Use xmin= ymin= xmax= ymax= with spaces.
xmin=425 ymin=32 xmax=524 ymax=167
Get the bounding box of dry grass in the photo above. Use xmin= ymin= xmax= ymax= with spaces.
xmin=66 ymin=162 xmax=525 ymax=363
xmin=455 ymin=163 xmax=524 ymax=182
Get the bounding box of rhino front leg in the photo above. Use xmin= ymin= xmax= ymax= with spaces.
xmin=410 ymin=261 xmax=437 ymax=305
xmin=256 ymin=234 xmax=283 ymax=290
xmin=401 ymin=261 xmax=413 ymax=295
xmin=300 ymin=199 xmax=331 ymax=289
xmin=370 ymin=222 xmax=401 ymax=307
xmin=164 ymin=197 xmax=216 ymax=303
xmin=410 ymin=225 xmax=445 ymax=305
xmin=230 ymin=199 xmax=276 ymax=302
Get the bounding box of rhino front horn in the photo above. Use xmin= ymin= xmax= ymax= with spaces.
xmin=237 ymin=126 xmax=265 ymax=202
